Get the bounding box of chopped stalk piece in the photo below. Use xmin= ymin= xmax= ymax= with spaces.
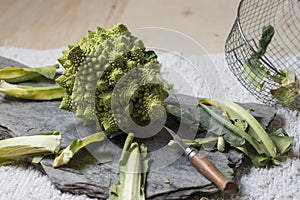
xmin=108 ymin=133 xmax=148 ymax=200
xmin=0 ymin=80 xmax=65 ymax=100
xmin=0 ymin=64 xmax=58 ymax=83
xmin=217 ymin=136 xmax=226 ymax=152
xmin=0 ymin=131 xmax=61 ymax=166
xmin=53 ymin=132 xmax=105 ymax=168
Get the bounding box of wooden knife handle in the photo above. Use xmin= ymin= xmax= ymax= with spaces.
xmin=190 ymin=151 xmax=239 ymax=194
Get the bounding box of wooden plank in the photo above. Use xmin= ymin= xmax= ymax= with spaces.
xmin=0 ymin=0 xmax=239 ymax=53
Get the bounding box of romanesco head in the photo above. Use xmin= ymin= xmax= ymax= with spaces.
xmin=56 ymin=24 xmax=168 ymax=136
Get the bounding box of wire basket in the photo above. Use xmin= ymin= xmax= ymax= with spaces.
xmin=225 ymin=0 xmax=300 ymax=109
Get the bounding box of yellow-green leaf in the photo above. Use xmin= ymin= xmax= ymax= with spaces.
xmin=0 ymin=80 xmax=65 ymax=100
xmin=0 ymin=64 xmax=58 ymax=83
xmin=53 ymin=132 xmax=105 ymax=168
xmin=270 ymin=87 xmax=297 ymax=106
xmin=269 ymin=134 xmax=294 ymax=155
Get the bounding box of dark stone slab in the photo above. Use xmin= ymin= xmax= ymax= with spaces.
xmin=0 ymin=56 xmax=29 ymax=69
xmin=0 ymin=92 xmax=276 ymax=199
xmin=0 ymin=57 xmax=277 ymax=199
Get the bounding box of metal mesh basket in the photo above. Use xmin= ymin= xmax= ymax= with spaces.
xmin=225 ymin=0 xmax=300 ymax=109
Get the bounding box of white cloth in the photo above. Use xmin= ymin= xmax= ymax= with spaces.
xmin=0 ymin=46 xmax=300 ymax=200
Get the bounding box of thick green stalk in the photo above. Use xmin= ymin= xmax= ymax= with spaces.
xmin=108 ymin=133 xmax=148 ymax=200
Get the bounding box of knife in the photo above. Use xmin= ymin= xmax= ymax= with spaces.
xmin=164 ymin=126 xmax=239 ymax=194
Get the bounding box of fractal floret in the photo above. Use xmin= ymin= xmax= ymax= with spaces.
xmin=56 ymin=23 xmax=168 ymax=136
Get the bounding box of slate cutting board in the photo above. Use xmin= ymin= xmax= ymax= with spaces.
xmin=0 ymin=57 xmax=277 ymax=199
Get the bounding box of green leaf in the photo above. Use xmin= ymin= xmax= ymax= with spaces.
xmin=25 ymin=64 xmax=59 ymax=80
xmin=197 ymin=104 xmax=267 ymax=154
xmin=0 ymin=80 xmax=65 ymax=100
xmin=166 ymin=104 xmax=200 ymax=125
xmin=243 ymin=57 xmax=270 ymax=92
xmin=0 ymin=64 xmax=58 ymax=83
xmin=52 ymin=132 xmax=105 ymax=168
xmin=257 ymin=25 xmax=275 ymax=56
xmin=242 ymin=24 xmax=300 ymax=106
xmin=0 ymin=132 xmax=61 ymax=166
xmin=200 ymin=98 xmax=277 ymax=158
xmin=269 ymin=134 xmax=294 ymax=155
xmin=241 ymin=25 xmax=274 ymax=92
xmin=270 ymin=68 xmax=300 ymax=106
xmin=236 ymin=143 xmax=271 ymax=168
xmin=199 ymin=103 xmax=264 ymax=153
xmin=272 ymin=128 xmax=287 ymax=136
xmin=272 ymin=68 xmax=296 ymax=85
xmin=270 ymin=87 xmax=297 ymax=106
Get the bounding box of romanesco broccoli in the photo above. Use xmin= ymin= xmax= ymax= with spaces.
xmin=56 ymin=24 xmax=168 ymax=136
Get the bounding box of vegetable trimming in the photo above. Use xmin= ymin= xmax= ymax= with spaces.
xmin=0 ymin=131 xmax=61 ymax=166
xmin=243 ymin=25 xmax=300 ymax=106
xmin=108 ymin=133 xmax=148 ymax=200
xmin=0 ymin=64 xmax=58 ymax=83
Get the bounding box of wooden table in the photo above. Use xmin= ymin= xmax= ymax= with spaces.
xmin=0 ymin=0 xmax=240 ymax=53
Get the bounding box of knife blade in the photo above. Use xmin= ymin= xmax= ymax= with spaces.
xmin=164 ymin=126 xmax=239 ymax=194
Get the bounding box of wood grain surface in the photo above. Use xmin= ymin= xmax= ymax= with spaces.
xmin=0 ymin=0 xmax=240 ymax=53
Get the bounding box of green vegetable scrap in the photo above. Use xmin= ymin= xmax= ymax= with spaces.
xmin=243 ymin=25 xmax=300 ymax=106
xmin=243 ymin=58 xmax=270 ymax=92
xmin=108 ymin=133 xmax=148 ymax=200
xmin=53 ymin=132 xmax=105 ymax=168
xmin=198 ymin=98 xmax=293 ymax=167
xmin=56 ymin=23 xmax=168 ymax=136
xmin=270 ymin=68 xmax=300 ymax=106
xmin=168 ymin=136 xmax=218 ymax=150
xmin=0 ymin=64 xmax=58 ymax=83
xmin=0 ymin=80 xmax=65 ymax=100
xmin=0 ymin=131 xmax=61 ymax=166
xmin=242 ymin=25 xmax=274 ymax=92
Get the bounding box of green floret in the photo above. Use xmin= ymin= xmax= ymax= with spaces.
xmin=56 ymin=23 xmax=168 ymax=137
